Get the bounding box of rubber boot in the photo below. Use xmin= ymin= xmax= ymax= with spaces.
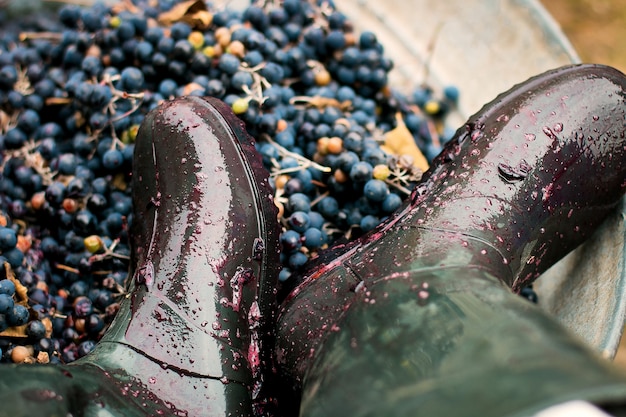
xmin=0 ymin=96 xmax=281 ymax=416
xmin=275 ymin=64 xmax=626 ymax=417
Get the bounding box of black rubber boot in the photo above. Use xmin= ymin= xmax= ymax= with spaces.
xmin=0 ymin=96 xmax=281 ymax=417
xmin=275 ymin=64 xmax=626 ymax=417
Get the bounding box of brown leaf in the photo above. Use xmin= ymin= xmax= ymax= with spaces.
xmin=158 ymin=0 xmax=212 ymax=30
xmin=0 ymin=324 xmax=28 ymax=338
xmin=42 ymin=317 xmax=53 ymax=339
xmin=112 ymin=172 xmax=128 ymax=191
xmin=289 ymin=96 xmax=351 ymax=110
xmin=380 ymin=113 xmax=429 ymax=172
xmin=184 ymin=11 xmax=214 ymax=30
xmin=111 ymin=0 xmax=141 ymax=15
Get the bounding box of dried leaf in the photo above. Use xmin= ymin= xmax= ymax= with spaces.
xmin=184 ymin=11 xmax=214 ymax=30
xmin=37 ymin=351 xmax=50 ymax=364
xmin=0 ymin=109 xmax=10 ymax=133
xmin=42 ymin=317 xmax=53 ymax=339
xmin=380 ymin=113 xmax=429 ymax=172
xmin=158 ymin=0 xmax=212 ymax=30
xmin=112 ymin=172 xmax=128 ymax=191
xmin=0 ymin=324 xmax=28 ymax=338
xmin=290 ymin=96 xmax=351 ymax=110
xmin=111 ymin=0 xmax=141 ymax=15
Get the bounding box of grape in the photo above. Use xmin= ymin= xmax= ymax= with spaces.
xmin=4 ymin=128 xmax=27 ymax=149
xmin=0 ymin=65 xmax=18 ymax=89
xmin=0 ymin=294 xmax=14 ymax=315
xmin=280 ymin=230 xmax=302 ymax=252
xmin=288 ymin=211 xmax=311 ymax=233
xmin=303 ymin=227 xmax=326 ymax=250
xmin=287 ymin=193 xmax=311 ymax=213
xmin=382 ymin=193 xmax=403 ymax=213
xmin=7 ymin=305 xmax=29 ymax=327
xmin=3 ymin=248 xmax=23 ymax=268
xmin=363 ymin=179 xmax=389 ymax=202
xmin=360 ymin=215 xmax=380 ymax=232
xmin=26 ymin=320 xmax=47 ymax=340
xmin=0 ymin=228 xmax=17 ymax=251
xmin=0 ymin=280 xmax=16 ymax=296
xmin=218 ymin=53 xmax=240 ymax=75
xmin=349 ymin=161 xmax=374 ymax=183
xmin=0 ymin=0 xmax=461 ymax=364
xmin=288 ymin=251 xmax=309 ymax=270
xmin=170 ymin=22 xmax=192 ymax=40
xmin=317 ymin=196 xmax=340 ymax=219
xmin=102 ymin=149 xmax=124 ymax=171
xmin=120 ymin=67 xmax=144 ymax=92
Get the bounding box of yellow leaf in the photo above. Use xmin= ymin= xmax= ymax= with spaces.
xmin=0 ymin=324 xmax=28 ymax=338
xmin=42 ymin=317 xmax=53 ymax=339
xmin=380 ymin=113 xmax=429 ymax=172
xmin=158 ymin=0 xmax=212 ymax=30
xmin=112 ymin=172 xmax=128 ymax=191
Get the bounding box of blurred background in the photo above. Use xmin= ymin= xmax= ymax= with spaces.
xmin=544 ymin=0 xmax=626 ymax=73
xmin=543 ymin=0 xmax=626 ymax=367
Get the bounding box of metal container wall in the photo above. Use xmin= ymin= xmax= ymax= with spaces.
xmin=335 ymin=0 xmax=626 ymax=359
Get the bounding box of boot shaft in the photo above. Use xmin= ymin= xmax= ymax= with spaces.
xmin=91 ymin=96 xmax=280 ymax=415
xmin=399 ymin=64 xmax=626 ymax=289
xmin=276 ymin=64 xmax=626 ymax=408
xmin=299 ymin=268 xmax=626 ymax=417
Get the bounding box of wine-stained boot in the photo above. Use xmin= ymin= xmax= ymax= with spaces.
xmin=276 ymin=64 xmax=626 ymax=417
xmin=0 ymin=96 xmax=281 ymax=416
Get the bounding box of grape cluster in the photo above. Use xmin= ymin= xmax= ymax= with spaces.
xmin=0 ymin=0 xmax=459 ymax=364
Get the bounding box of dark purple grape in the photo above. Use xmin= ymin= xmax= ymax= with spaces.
xmin=73 ymin=296 xmax=93 ymax=318
xmin=382 ymin=193 xmax=402 ymax=213
xmin=0 ymin=228 xmax=17 ymax=251
xmin=287 ymin=193 xmax=311 ymax=213
xmin=3 ymin=248 xmax=24 ymax=269
xmin=56 ymin=153 xmax=78 ymax=175
xmin=7 ymin=304 xmax=29 ymax=326
xmin=4 ymin=127 xmax=27 ymax=149
xmin=72 ymin=210 xmax=97 ymax=236
xmin=289 ymin=211 xmax=311 ymax=233
xmin=280 ymin=230 xmax=302 ymax=252
xmin=170 ymin=22 xmax=192 ymax=40
xmin=317 ymin=196 xmax=339 ymax=219
xmin=77 ymin=340 xmax=96 ymax=357
xmin=85 ymin=313 xmax=104 ymax=334
xmin=102 ymin=148 xmax=124 ymax=171
xmin=120 ymin=67 xmax=144 ymax=92
xmin=303 ymin=227 xmax=326 ymax=250
xmin=363 ymin=179 xmax=388 ymax=202
xmin=288 ymin=251 xmax=308 ymax=270
xmin=360 ymin=214 xmax=380 ymax=232
xmin=218 ymin=53 xmax=240 ymax=75
xmin=0 ymin=294 xmax=14 ymax=315
xmin=26 ymin=320 xmax=47 ymax=340
xmin=0 ymin=65 xmax=18 ymax=89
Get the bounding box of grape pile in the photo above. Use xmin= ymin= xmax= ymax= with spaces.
xmin=0 ymin=0 xmax=459 ymax=364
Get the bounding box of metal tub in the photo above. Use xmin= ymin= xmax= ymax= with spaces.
xmin=336 ymin=0 xmax=626 ymax=358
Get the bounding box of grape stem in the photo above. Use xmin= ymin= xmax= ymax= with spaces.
xmin=88 ymin=238 xmax=130 ymax=264
xmin=262 ymin=134 xmax=331 ymax=175
xmin=4 ymin=140 xmax=56 ymax=186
